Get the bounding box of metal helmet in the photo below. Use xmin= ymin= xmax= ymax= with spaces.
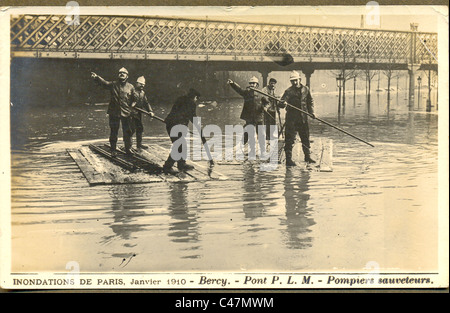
xmin=249 ymin=76 xmax=259 ymax=84
xmin=289 ymin=71 xmax=301 ymax=81
xmin=136 ymin=76 xmax=145 ymax=84
xmin=118 ymin=67 xmax=129 ymax=75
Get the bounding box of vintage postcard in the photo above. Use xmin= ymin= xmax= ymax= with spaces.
xmin=1 ymin=4 xmax=448 ymax=294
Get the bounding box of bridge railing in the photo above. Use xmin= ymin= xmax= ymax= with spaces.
xmin=10 ymin=15 xmax=438 ymax=64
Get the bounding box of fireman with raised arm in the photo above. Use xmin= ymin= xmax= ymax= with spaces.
xmin=91 ymin=67 xmax=136 ymax=156
xmin=227 ymin=76 xmax=266 ymax=155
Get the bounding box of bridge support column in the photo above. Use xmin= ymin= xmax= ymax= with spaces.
xmin=301 ymin=67 xmax=315 ymax=88
xmin=258 ymin=69 xmax=271 ymax=87
xmin=408 ymin=64 xmax=420 ymax=109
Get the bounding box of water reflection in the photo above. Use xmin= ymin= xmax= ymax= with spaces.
xmin=167 ymin=183 xmax=199 ymax=244
xmin=102 ymin=184 xmax=148 ymax=244
xmin=9 ymin=89 xmax=439 ymax=271
xmin=281 ymin=169 xmax=315 ymax=249
xmin=242 ymin=164 xmax=266 ymax=219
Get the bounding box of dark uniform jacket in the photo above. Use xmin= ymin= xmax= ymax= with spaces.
xmin=95 ymin=76 xmax=136 ymax=117
xmin=134 ymin=89 xmax=152 ymax=119
xmin=164 ymin=95 xmax=197 ymax=127
xmin=261 ymin=86 xmax=277 ymax=113
xmin=135 ymin=90 xmax=151 ymax=111
xmin=229 ymin=82 xmax=264 ymax=123
xmin=280 ymin=84 xmax=314 ymax=124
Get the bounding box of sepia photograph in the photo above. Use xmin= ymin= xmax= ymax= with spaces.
xmin=1 ymin=4 xmax=448 ymax=292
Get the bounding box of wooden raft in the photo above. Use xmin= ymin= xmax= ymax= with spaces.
xmin=67 ymin=143 xmax=229 ymax=186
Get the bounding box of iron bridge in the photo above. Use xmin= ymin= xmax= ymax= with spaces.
xmin=11 ymin=15 xmax=438 ymax=68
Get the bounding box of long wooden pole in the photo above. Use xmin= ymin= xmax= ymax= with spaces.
xmin=250 ymin=87 xmax=375 ymax=148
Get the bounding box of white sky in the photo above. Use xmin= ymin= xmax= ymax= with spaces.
xmin=6 ymin=5 xmax=446 ymax=33
xmin=200 ymin=6 xmax=444 ymax=33
xmin=165 ymin=6 xmax=445 ymax=32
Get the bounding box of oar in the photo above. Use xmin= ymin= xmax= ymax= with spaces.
xmin=250 ymin=87 xmax=374 ymax=148
xmin=133 ymin=107 xmax=215 ymax=169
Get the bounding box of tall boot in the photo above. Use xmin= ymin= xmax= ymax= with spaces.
xmin=177 ymin=160 xmax=194 ymax=171
xmin=124 ymin=134 xmax=133 ymax=155
xmin=304 ymin=153 xmax=316 ymax=164
xmin=110 ymin=141 xmax=117 ymax=157
xmin=136 ymin=134 xmax=148 ymax=149
xmin=163 ymin=156 xmax=177 ymax=174
xmin=302 ymin=142 xmax=316 ymax=164
xmin=285 ymin=149 xmax=296 ymax=167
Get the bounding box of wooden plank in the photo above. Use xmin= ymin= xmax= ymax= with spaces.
xmin=141 ymin=145 xmax=196 ymax=182
xmin=143 ymin=144 xmax=229 ymax=181
xmin=70 ymin=146 xmax=168 ymax=185
xmin=123 ymin=147 xmax=182 ymax=183
xmin=83 ymin=146 xmax=166 ymax=184
xmin=67 ymin=149 xmax=108 ymax=186
xmin=131 ymin=149 xmax=178 ymax=183
xmin=89 ymin=144 xmax=198 ymax=183
xmin=95 ymin=144 xmax=175 ymax=183
xmin=133 ymin=148 xmax=165 ymax=167
xmin=89 ymin=144 xmax=137 ymax=172
xmin=115 ymin=146 xmax=163 ymax=173
xmin=78 ymin=146 xmax=118 ymax=184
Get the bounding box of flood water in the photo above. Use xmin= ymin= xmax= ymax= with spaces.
xmin=9 ymin=90 xmax=440 ymax=273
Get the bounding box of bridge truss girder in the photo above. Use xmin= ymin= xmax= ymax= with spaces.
xmin=11 ymin=14 xmax=438 ymax=69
